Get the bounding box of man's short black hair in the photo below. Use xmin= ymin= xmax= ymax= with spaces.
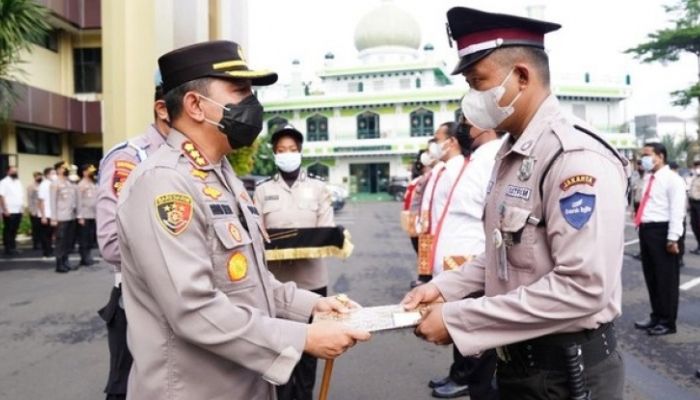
xmin=43 ymin=167 xmax=54 ymax=176
xmin=439 ymin=121 xmax=469 ymax=156
xmin=644 ymin=142 xmax=667 ymax=163
xmin=54 ymin=161 xmax=66 ymax=170
xmin=163 ymin=78 xmax=212 ymax=122
xmin=490 ymin=46 xmax=551 ymax=86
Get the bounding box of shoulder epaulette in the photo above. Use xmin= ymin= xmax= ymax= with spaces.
xmin=256 ymin=176 xmax=274 ymax=187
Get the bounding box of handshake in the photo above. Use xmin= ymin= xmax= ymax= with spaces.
xmin=304 ymin=284 xmax=450 ymax=360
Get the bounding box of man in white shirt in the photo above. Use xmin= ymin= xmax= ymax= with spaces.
xmin=634 ymin=142 xmax=686 ymax=336
xmin=425 ymin=121 xmax=503 ymax=400
xmin=0 ymin=166 xmax=25 ymax=256
xmin=37 ymin=167 xmax=56 ymax=258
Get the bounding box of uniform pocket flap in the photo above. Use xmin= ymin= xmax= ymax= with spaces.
xmin=501 ymin=206 xmax=531 ymax=233
xmin=213 ymin=219 xmax=252 ymax=249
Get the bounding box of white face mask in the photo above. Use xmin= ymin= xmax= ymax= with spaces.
xmin=428 ymin=141 xmax=448 ymax=161
xmin=274 ymin=152 xmax=302 ymax=173
xmin=420 ymin=151 xmax=434 ymax=167
xmin=48 ymin=173 xmax=58 ymax=182
xmin=461 ymin=68 xmax=522 ymax=130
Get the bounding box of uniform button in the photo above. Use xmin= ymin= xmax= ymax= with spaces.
xmin=526 ymin=345 xmax=532 ymax=350
xmin=602 ymin=333 xmax=606 ymax=339
xmin=605 ymin=349 xmax=610 ymax=355
xmin=529 ymin=362 xmax=534 ymax=367
xmin=603 ymin=341 xmax=608 ymax=346
xmin=527 ymin=354 xmax=532 ymax=359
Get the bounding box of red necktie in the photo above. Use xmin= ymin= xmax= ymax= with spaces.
xmin=634 ymin=174 xmax=655 ymax=227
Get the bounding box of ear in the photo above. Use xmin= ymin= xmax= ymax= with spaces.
xmin=153 ymin=100 xmax=169 ymax=122
xmin=513 ymin=63 xmax=530 ymax=89
xmin=182 ymin=92 xmax=205 ymax=123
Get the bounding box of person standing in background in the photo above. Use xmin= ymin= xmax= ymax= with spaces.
xmin=254 ymin=124 xmax=336 ymax=400
xmin=401 ymin=149 xmax=431 ymax=254
xmin=0 ymin=166 xmax=24 ymax=256
xmin=27 ymin=172 xmax=43 ymax=250
xmin=687 ymin=160 xmax=700 ymax=255
xmin=50 ymin=161 xmax=78 ymax=273
xmin=37 ymin=167 xmax=56 ymax=258
xmin=669 ymin=161 xmax=687 ymax=267
xmin=77 ymin=164 xmax=97 ymax=266
xmin=634 ymin=143 xmax=686 ymax=336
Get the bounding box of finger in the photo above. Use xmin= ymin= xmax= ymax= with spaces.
xmin=346 ymin=299 xmax=362 ymax=309
xmin=329 ymin=299 xmax=350 ymax=313
xmin=401 ymin=292 xmax=422 ymax=311
xmin=347 ymin=329 xmax=371 ymax=341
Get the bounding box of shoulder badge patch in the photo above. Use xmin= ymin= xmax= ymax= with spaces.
xmin=560 ymin=175 xmax=596 ymax=191
xmin=155 ymin=193 xmax=194 ymax=235
xmin=182 ymin=141 xmax=209 ymax=168
xmin=559 ymin=192 xmax=595 ymax=230
xmin=112 ymin=160 xmax=137 ymax=197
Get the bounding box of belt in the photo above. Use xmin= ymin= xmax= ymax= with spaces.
xmin=497 ymin=323 xmax=616 ymax=371
xmin=639 ymin=221 xmax=669 ymax=228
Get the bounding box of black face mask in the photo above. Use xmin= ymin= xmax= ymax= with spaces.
xmin=9 ymin=173 xmax=18 ymax=179
xmin=455 ymin=122 xmax=490 ymax=151
xmin=35 ymin=177 xmax=43 ymax=184
xmin=202 ymin=94 xmax=263 ymax=150
xmin=62 ymin=169 xmax=69 ymax=177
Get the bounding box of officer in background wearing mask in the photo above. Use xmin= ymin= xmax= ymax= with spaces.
xmin=0 ymin=166 xmax=25 ymax=256
xmin=117 ymin=41 xmax=369 ymax=399
xmin=51 ymin=161 xmax=78 ymax=273
xmin=687 ymin=160 xmax=700 ymax=255
xmin=37 ymin=167 xmax=56 ymax=259
xmin=27 ymin=171 xmax=44 ymax=250
xmin=403 ymin=7 xmax=628 ymax=399
xmin=254 ymin=124 xmax=336 ymax=400
xmin=76 ymin=164 xmax=97 ymax=266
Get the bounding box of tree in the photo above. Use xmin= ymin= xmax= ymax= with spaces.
xmin=0 ymin=0 xmax=50 ymax=120
xmin=227 ymin=140 xmax=259 ymax=176
xmin=661 ymin=134 xmax=690 ymax=164
xmin=251 ymin=134 xmax=276 ymax=176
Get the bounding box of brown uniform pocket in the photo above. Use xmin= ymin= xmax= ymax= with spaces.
xmin=501 ymin=205 xmax=535 ymax=272
xmin=211 ymin=219 xmax=256 ymax=292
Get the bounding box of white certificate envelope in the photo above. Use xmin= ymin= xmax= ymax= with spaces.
xmin=313 ymin=304 xmax=422 ymax=332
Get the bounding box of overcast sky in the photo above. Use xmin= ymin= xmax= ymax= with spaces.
xmin=245 ymin=0 xmax=698 ymax=120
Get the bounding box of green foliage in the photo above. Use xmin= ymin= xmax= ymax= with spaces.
xmin=251 ymin=134 xmax=276 ymax=176
xmin=0 ymin=0 xmax=50 ymax=119
xmin=0 ymin=213 xmax=32 ymax=235
xmin=661 ymin=134 xmax=690 ymax=164
xmin=227 ymin=140 xmax=259 ymax=176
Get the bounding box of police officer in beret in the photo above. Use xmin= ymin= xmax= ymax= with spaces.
xmin=254 ymin=124 xmax=335 ymax=400
xmin=116 ymin=40 xmax=370 ymax=399
xmin=403 ymin=8 xmax=627 ymax=399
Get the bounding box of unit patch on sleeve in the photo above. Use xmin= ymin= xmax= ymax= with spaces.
xmin=559 ymin=192 xmax=595 ymax=230
xmin=112 ymin=160 xmax=137 ymax=197
xmin=560 ymin=175 xmax=596 ymax=191
xmin=155 ymin=193 xmax=194 ymax=235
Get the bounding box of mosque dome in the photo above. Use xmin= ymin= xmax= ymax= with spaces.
xmin=353 ymin=1 xmax=422 ymax=53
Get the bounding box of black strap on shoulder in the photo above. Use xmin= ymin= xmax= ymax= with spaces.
xmin=574 ymin=124 xmax=626 ymax=166
xmin=537 ymin=148 xmax=564 ymax=228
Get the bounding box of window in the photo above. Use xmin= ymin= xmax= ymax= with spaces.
xmin=31 ymin=29 xmax=59 ymax=52
xmin=267 ymin=116 xmax=288 ymax=134
xmin=416 ymin=78 xmax=421 ymax=89
xmin=348 ymin=82 xmax=363 ymax=93
xmin=410 ymin=108 xmax=434 ymax=137
xmin=74 ymin=48 xmax=102 ymax=93
xmin=16 ymin=128 xmax=61 ymax=156
xmin=306 ymin=114 xmax=328 ymax=142
xmin=307 ymin=163 xmax=329 ymax=180
xmin=357 ymin=111 xmax=380 ymax=139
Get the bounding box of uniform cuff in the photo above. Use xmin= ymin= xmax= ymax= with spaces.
xmin=262 ymin=321 xmax=307 ymax=385
xmin=432 ymin=271 xmax=466 ymax=301
xmin=667 ymin=233 xmax=680 ymax=241
xmin=442 ymin=300 xmax=482 ymax=356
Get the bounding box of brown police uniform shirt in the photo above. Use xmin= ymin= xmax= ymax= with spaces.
xmin=431 ymin=94 xmax=628 ymax=356
xmin=254 ymin=171 xmax=334 ymax=290
xmin=117 ymin=129 xmax=319 ymax=400
xmin=76 ymin=178 xmax=97 ymax=220
xmin=50 ymin=178 xmax=77 ymax=222
xmin=96 ymin=124 xmax=166 ymax=272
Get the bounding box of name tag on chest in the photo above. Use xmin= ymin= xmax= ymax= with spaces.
xmin=504 ymin=185 xmax=532 ymax=201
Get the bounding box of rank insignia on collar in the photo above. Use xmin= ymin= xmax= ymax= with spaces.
xmin=203 ymin=186 xmax=222 ymax=200
xmin=239 ymin=191 xmax=251 ymax=203
xmin=227 ymin=252 xmax=248 ymax=281
xmin=191 ymin=169 xmax=208 ymax=180
xmin=518 ymin=156 xmax=536 ymax=181
xmin=228 ymin=222 xmax=241 ymax=242
xmin=155 ymin=193 xmax=193 ymax=235
xmin=112 ymin=160 xmax=137 ymax=197
xmin=182 ymin=141 xmax=209 ymax=167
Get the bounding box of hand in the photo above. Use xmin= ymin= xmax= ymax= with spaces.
xmin=313 ymin=294 xmax=362 ymax=315
xmin=2 ymin=212 xmax=8 ymax=218
xmin=50 ymin=220 xmax=58 ymax=227
xmin=41 ymin=217 xmax=48 ymax=225
xmin=666 ymin=241 xmax=680 ymax=254
xmin=304 ymin=320 xmax=371 ymax=359
xmin=77 ymin=218 xmax=85 ymax=226
xmin=400 ymin=283 xmax=445 ymax=311
xmin=414 ymin=303 xmax=452 ymax=345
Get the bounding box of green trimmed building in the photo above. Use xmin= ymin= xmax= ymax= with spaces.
xmin=259 ymin=1 xmax=635 ymax=195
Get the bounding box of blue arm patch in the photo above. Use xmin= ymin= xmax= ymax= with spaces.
xmin=559 ymin=192 xmax=595 ymax=230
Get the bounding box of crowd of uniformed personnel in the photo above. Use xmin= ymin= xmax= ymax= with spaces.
xmin=4 ymin=4 xmax=700 ymax=399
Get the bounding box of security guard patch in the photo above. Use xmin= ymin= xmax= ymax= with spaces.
xmin=560 ymin=175 xmax=596 ymax=191
xmin=559 ymin=192 xmax=595 ymax=230
xmin=227 ymin=252 xmax=248 ymax=281
xmin=112 ymin=160 xmax=136 ymax=197
xmin=155 ymin=193 xmax=194 ymax=235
